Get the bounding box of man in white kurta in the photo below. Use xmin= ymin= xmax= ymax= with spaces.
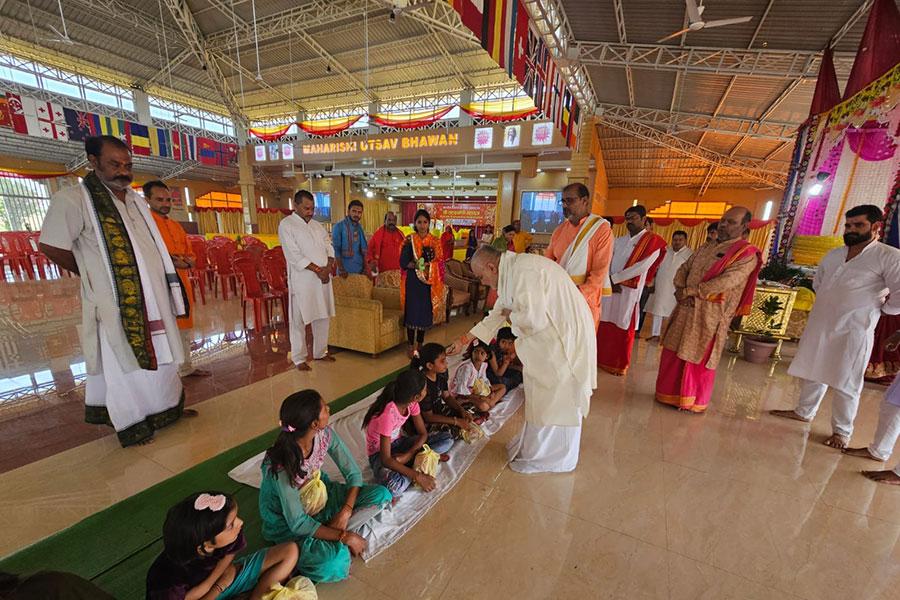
xmin=39 ymin=136 xmax=186 ymax=447
xmin=645 ymin=231 xmax=693 ymax=340
xmin=449 ymin=246 xmax=597 ymax=473
xmin=844 ymin=329 xmax=900 ymax=483
xmin=279 ymin=190 xmax=336 ymax=371
xmin=772 ymin=205 xmax=900 ymax=448
xmin=597 ymin=206 xmax=666 ymax=375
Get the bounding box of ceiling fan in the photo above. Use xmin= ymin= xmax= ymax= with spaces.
xmin=44 ymin=0 xmax=81 ymax=45
xmin=657 ymin=0 xmax=753 ymax=43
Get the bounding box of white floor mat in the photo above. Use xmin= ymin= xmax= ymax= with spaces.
xmin=228 ymin=359 xmax=524 ymax=561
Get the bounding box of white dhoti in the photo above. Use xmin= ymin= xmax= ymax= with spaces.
xmin=507 ymin=408 xmax=583 ymax=473
xmin=289 ymin=315 xmax=330 ymax=365
xmin=86 ymin=331 xmax=183 ymax=445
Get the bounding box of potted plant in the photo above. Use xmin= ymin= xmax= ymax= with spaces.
xmin=743 ymin=296 xmax=784 ymax=363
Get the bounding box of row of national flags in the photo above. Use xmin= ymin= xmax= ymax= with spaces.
xmin=0 ymin=91 xmax=238 ymax=166
xmin=447 ymin=0 xmax=580 ymax=147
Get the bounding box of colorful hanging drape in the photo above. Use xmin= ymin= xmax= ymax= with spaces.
xmin=257 ymin=208 xmax=292 ymax=234
xmin=369 ymin=106 xmax=453 ymax=129
xmin=249 ymin=124 xmax=293 ymax=142
xmin=298 ymin=115 xmax=363 ymax=136
xmin=460 ymin=98 xmax=538 ymax=122
xmin=195 ymin=206 xmax=243 ymax=234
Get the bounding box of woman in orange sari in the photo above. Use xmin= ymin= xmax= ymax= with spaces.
xmin=400 ymin=209 xmax=444 ymax=357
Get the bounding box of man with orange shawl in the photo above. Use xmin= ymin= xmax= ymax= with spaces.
xmin=400 ymin=208 xmax=444 ymax=357
xmin=597 ymin=205 xmax=666 ymax=375
xmin=655 ymin=207 xmax=761 ymax=413
xmin=144 ymin=180 xmax=209 ymax=379
xmin=544 ymin=182 xmax=612 ymax=330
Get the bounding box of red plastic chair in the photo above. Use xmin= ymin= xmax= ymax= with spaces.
xmin=232 ymin=255 xmax=270 ymax=331
xmin=188 ymin=237 xmax=213 ymax=294
xmin=241 ymin=235 xmax=266 ymax=248
xmin=209 ymin=244 xmax=239 ymax=300
xmin=244 ymin=244 xmax=265 ymax=271
xmin=0 ymin=233 xmax=33 ymax=280
xmin=261 ymin=249 xmax=289 ymax=326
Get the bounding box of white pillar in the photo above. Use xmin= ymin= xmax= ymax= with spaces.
xmin=132 ymin=89 xmax=152 ymax=125
xmin=459 ymin=88 xmax=474 ymax=127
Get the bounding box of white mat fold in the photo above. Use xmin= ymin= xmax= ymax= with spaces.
xmin=228 ymin=359 xmax=524 ymax=561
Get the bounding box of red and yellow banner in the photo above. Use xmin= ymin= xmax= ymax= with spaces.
xmin=460 ymin=97 xmax=538 ymax=121
xmin=249 ymin=124 xmax=292 ymax=141
xmin=298 ymin=115 xmax=362 ymax=136
xmin=369 ymin=106 xmax=453 ymax=129
xmin=0 ymin=168 xmax=70 ymax=179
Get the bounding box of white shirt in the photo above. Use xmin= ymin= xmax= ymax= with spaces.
xmin=599 ymin=230 xmax=661 ymax=330
xmin=788 ymin=241 xmax=900 ymax=396
xmin=278 ymin=213 xmax=336 ymax=324
xmin=645 ymin=246 xmax=693 ymax=318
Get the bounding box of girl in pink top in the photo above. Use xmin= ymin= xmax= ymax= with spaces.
xmin=363 ymin=369 xmax=454 ymax=497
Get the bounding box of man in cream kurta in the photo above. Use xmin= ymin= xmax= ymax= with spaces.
xmin=448 ymin=246 xmax=597 ymax=473
xmin=772 ymin=205 xmax=900 ymax=449
xmin=39 ymin=136 xmax=186 ymax=447
xmin=279 ymin=190 xmax=336 ymax=371
xmin=645 ymin=231 xmax=693 ymax=340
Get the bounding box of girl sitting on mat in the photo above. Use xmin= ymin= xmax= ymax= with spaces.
xmin=452 ymin=339 xmax=506 ymax=413
xmin=146 ymin=491 xmax=297 ymax=600
xmin=412 ymin=343 xmax=478 ymax=439
xmin=258 ymin=390 xmax=392 ymax=583
xmin=363 ymin=369 xmax=454 ymax=497
xmin=487 ymin=327 xmax=523 ymax=392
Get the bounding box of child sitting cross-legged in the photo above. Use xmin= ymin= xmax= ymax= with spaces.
xmin=486 ymin=327 xmax=523 ymax=392
xmin=452 ymin=339 xmax=506 ymax=414
xmin=258 ymin=389 xmax=393 ymax=583
xmin=364 ymin=369 xmax=454 ymax=497
xmin=412 ymin=342 xmax=480 ymax=439
xmin=146 ymin=491 xmax=298 ymax=600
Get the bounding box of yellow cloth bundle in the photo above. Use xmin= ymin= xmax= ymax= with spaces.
xmin=413 ymin=444 xmax=441 ymax=483
xmin=298 ymin=470 xmax=328 ymax=516
xmin=793 ymin=287 xmax=815 ymax=312
xmin=262 ymin=575 xmax=318 ymax=600
xmin=471 ymin=378 xmax=491 ymax=397
xmin=461 ymin=421 xmax=486 ymax=444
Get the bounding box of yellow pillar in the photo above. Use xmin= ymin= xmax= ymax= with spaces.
xmin=495 ymin=171 xmax=517 ymax=230
xmin=568 ymin=115 xmax=593 ymax=184
xmin=238 ymin=146 xmax=257 ymax=233
xmin=589 ymin=121 xmax=609 ymax=215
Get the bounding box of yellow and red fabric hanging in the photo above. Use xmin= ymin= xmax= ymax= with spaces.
xmin=369 ymin=106 xmax=453 ymax=129
xmin=248 ymin=124 xmax=293 ymax=142
xmin=297 ymin=115 xmax=362 ymax=136
xmin=0 ymin=168 xmax=69 ymax=179
xmin=460 ymin=97 xmax=538 ymax=122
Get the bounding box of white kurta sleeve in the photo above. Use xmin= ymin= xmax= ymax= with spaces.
xmin=881 ymin=248 xmax=900 ymax=315
xmin=471 ymin=302 xmax=510 ymax=344
xmin=279 ymin=221 xmax=312 ymax=270
xmin=323 ymin=226 xmax=335 ymax=258
xmin=609 ymin=249 xmax=660 ymax=285
xmin=39 ymin=191 xmax=84 ymax=251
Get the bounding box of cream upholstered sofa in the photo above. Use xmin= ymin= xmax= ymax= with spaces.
xmin=329 ymin=273 xmax=403 ymax=357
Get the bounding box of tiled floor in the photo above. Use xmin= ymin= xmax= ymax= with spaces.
xmin=2 ymin=278 xmax=900 ymax=598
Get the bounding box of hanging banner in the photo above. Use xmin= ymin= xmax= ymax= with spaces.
xmin=298 ymin=114 xmax=362 ymax=136
xmin=460 ymin=97 xmax=538 ymax=121
xmin=417 ymin=202 xmax=496 ymax=225
xmin=249 ymin=124 xmax=292 ymax=141
xmin=369 ymin=106 xmax=454 ymax=129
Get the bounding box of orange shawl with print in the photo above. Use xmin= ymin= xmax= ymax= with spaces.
xmin=400 ymin=233 xmax=445 ymax=323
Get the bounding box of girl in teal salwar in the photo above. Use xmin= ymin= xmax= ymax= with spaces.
xmin=259 ymin=390 xmax=392 ymax=583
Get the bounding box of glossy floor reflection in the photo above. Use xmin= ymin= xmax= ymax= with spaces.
xmin=0 ymin=276 xmax=293 ymax=473
xmin=3 ymin=318 xmax=900 ymax=599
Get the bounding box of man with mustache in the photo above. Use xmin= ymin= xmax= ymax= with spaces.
xmin=365 ymin=211 xmax=405 ymax=278
xmin=144 ymin=180 xmax=210 ymax=379
xmin=772 ymin=205 xmax=900 ymax=449
xmin=543 ymin=182 xmax=612 ymax=329
xmin=597 ymin=204 xmax=666 ymax=375
xmin=655 ymin=207 xmax=761 ymax=413
xmin=39 ymin=136 xmax=190 ymax=446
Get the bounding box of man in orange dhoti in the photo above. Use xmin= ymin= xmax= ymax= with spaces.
xmin=597 ymin=205 xmax=666 ymax=375
xmin=544 ymin=183 xmax=612 ymax=330
xmin=145 ymin=181 xmax=210 ymax=379
xmin=655 ymin=207 xmax=761 ymax=413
